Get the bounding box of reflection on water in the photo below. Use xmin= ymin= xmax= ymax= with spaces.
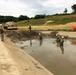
xmin=60 ymin=46 xmax=64 ymax=54
xmin=29 ymin=38 xmax=43 ymax=47
xmin=56 ymin=42 xmax=64 ymax=54
xmin=16 ymin=38 xmax=76 ymax=75
xmin=30 ymin=39 xmax=32 ymax=47
xmin=39 ymin=39 xmax=43 ymax=46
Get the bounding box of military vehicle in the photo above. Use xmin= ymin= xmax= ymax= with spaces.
xmin=4 ymin=21 xmax=18 ymax=30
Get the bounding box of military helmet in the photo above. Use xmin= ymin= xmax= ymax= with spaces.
xmin=62 ymin=36 xmax=64 ymax=39
xmin=56 ymin=33 xmax=58 ymax=36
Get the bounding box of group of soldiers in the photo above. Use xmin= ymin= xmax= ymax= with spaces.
xmin=56 ymin=34 xmax=64 ymax=54
xmin=56 ymin=33 xmax=64 ymax=46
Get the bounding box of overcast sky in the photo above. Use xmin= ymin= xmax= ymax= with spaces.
xmin=0 ymin=0 xmax=76 ymax=17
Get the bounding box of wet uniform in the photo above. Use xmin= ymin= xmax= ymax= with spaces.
xmin=39 ymin=32 xmax=42 ymax=40
xmin=56 ymin=35 xmax=61 ymax=42
xmin=29 ymin=26 xmax=31 ymax=32
xmin=60 ymin=38 xmax=64 ymax=46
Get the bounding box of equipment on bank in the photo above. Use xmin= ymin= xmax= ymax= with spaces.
xmin=72 ymin=26 xmax=76 ymax=31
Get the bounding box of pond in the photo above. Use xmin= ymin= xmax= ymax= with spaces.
xmin=16 ymin=37 xmax=76 ymax=75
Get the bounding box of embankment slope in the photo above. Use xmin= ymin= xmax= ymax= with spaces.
xmin=0 ymin=37 xmax=53 ymax=75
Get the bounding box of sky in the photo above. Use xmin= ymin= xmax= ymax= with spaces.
xmin=0 ymin=0 xmax=76 ymax=17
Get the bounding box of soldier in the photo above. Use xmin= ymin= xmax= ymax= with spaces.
xmin=0 ymin=26 xmax=4 ymax=41
xmin=60 ymin=36 xmax=64 ymax=46
xmin=28 ymin=25 xmax=31 ymax=32
xmin=56 ymin=34 xmax=61 ymax=42
xmin=39 ymin=32 xmax=42 ymax=40
xmin=60 ymin=46 xmax=64 ymax=54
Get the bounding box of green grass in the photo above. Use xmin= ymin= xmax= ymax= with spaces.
xmin=16 ymin=14 xmax=76 ymax=26
xmin=17 ymin=19 xmax=46 ymax=26
xmin=47 ymin=15 xmax=76 ymax=25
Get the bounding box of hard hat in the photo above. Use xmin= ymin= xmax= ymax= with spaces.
xmin=56 ymin=34 xmax=58 ymax=36
xmin=62 ymin=36 xmax=64 ymax=38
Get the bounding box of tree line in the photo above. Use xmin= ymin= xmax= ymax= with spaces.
xmin=0 ymin=15 xmax=29 ymax=23
xmin=0 ymin=14 xmax=47 ymax=23
xmin=0 ymin=4 xmax=76 ymax=23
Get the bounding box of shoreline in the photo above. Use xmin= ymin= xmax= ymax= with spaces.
xmin=3 ymin=37 xmax=54 ymax=75
xmin=6 ymin=30 xmax=76 ymax=44
xmin=40 ymin=31 xmax=76 ymax=39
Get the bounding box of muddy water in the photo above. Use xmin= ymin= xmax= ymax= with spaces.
xmin=16 ymin=38 xmax=76 ymax=75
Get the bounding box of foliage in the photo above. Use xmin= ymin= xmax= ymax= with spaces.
xmin=34 ymin=14 xmax=46 ymax=19
xmin=0 ymin=16 xmax=18 ymax=23
xmin=19 ymin=15 xmax=29 ymax=21
xmin=71 ymin=4 xmax=76 ymax=12
xmin=0 ymin=15 xmax=30 ymax=23
xmin=64 ymin=8 xmax=67 ymax=14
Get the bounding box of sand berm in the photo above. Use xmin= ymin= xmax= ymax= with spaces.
xmin=0 ymin=37 xmax=54 ymax=75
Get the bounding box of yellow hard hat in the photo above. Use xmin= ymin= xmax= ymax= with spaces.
xmin=56 ymin=34 xmax=58 ymax=36
xmin=62 ymin=36 xmax=64 ymax=38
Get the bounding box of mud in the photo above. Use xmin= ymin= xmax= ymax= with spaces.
xmin=6 ymin=30 xmax=39 ymax=42
xmin=6 ymin=30 xmax=69 ymax=43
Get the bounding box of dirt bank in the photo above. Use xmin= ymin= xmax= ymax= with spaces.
xmin=0 ymin=37 xmax=53 ymax=75
xmin=6 ymin=30 xmax=76 ymax=44
xmin=6 ymin=30 xmax=39 ymax=42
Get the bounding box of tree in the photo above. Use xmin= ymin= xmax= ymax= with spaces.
xmin=71 ymin=4 xmax=76 ymax=13
xmin=0 ymin=15 xmax=18 ymax=23
xmin=64 ymin=8 xmax=67 ymax=14
xmin=34 ymin=14 xmax=46 ymax=19
xmin=19 ymin=15 xmax=29 ymax=21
